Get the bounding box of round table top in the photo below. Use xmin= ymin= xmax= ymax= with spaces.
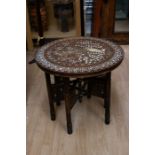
xmin=35 ymin=37 xmax=124 ymax=77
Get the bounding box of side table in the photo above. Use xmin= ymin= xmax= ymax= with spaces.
xmin=35 ymin=37 xmax=124 ymax=134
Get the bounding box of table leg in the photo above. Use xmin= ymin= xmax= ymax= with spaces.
xmin=45 ymin=73 xmax=56 ymax=121
xmin=104 ymin=72 xmax=111 ymax=124
xmin=78 ymin=79 xmax=82 ymax=103
xmin=64 ymin=77 xmax=72 ymax=134
xmin=54 ymin=76 xmax=61 ymax=106
xmin=87 ymin=79 xmax=92 ymax=99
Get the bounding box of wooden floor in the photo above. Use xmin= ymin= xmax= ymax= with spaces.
xmin=26 ymin=45 xmax=129 ymax=155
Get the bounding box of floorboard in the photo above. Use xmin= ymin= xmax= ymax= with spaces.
xmin=26 ymin=45 xmax=129 ymax=155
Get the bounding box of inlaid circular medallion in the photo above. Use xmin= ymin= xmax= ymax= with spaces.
xmin=35 ymin=37 xmax=124 ymax=76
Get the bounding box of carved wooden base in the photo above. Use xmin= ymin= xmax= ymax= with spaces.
xmin=44 ymin=72 xmax=111 ymax=134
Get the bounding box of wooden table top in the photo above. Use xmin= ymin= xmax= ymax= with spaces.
xmin=35 ymin=37 xmax=124 ymax=77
